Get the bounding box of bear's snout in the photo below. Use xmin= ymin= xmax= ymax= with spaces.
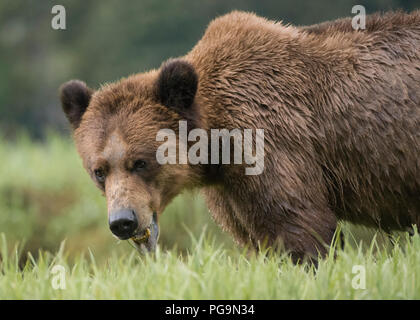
xmin=108 ymin=209 xmax=139 ymax=240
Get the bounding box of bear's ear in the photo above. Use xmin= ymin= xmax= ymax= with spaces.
xmin=59 ymin=80 xmax=93 ymax=130
xmin=156 ymin=59 xmax=198 ymax=112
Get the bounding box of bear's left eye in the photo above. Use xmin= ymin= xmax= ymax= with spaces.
xmin=133 ymin=159 xmax=147 ymax=172
xmin=94 ymin=168 xmax=106 ymax=183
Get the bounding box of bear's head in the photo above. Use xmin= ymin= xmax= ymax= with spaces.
xmin=59 ymin=59 xmax=200 ymax=252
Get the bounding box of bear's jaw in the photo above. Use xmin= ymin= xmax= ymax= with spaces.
xmin=131 ymin=227 xmax=151 ymax=244
xmin=128 ymin=212 xmax=159 ymax=254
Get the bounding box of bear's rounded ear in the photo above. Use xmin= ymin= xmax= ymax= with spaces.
xmin=155 ymin=59 xmax=198 ymax=112
xmin=59 ymin=80 xmax=93 ymax=130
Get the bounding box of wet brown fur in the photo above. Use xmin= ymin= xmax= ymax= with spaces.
xmin=63 ymin=11 xmax=420 ymax=262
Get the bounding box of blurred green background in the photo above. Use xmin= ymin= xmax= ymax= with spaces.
xmin=0 ymin=0 xmax=418 ymax=261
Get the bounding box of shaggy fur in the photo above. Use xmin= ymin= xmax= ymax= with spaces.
xmin=61 ymin=11 xmax=420 ymax=262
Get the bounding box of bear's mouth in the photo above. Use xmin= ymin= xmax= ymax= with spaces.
xmin=129 ymin=212 xmax=159 ymax=253
xmin=131 ymin=228 xmax=151 ymax=244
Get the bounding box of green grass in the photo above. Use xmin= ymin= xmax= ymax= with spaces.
xmin=0 ymin=132 xmax=419 ymax=299
xmin=1 ymin=231 xmax=419 ymax=299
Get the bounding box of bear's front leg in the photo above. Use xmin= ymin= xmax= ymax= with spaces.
xmin=205 ymin=186 xmax=337 ymax=263
xmin=203 ymin=187 xmax=254 ymax=246
xmin=271 ymin=205 xmax=338 ymax=264
xmin=242 ymin=197 xmax=338 ymax=263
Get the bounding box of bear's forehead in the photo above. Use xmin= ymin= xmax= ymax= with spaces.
xmin=75 ymin=109 xmax=164 ymax=168
xmin=101 ymin=130 xmax=128 ymax=166
xmin=89 ymin=90 xmax=146 ymax=115
xmin=78 ymin=115 xmax=155 ymax=149
xmin=89 ymin=72 xmax=158 ymax=114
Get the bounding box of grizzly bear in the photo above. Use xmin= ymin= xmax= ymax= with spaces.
xmin=60 ymin=11 xmax=420 ymax=262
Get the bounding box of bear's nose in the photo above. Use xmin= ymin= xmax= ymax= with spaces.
xmin=108 ymin=209 xmax=138 ymax=240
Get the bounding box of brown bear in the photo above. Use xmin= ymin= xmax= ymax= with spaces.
xmin=60 ymin=11 xmax=420 ymax=262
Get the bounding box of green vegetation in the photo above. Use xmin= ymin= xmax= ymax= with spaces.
xmin=0 ymin=134 xmax=419 ymax=299
xmin=1 ymin=231 xmax=419 ymax=299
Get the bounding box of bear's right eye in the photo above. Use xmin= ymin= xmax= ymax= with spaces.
xmin=94 ymin=168 xmax=106 ymax=183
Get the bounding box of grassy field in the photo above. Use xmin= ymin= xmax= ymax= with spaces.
xmin=0 ymin=133 xmax=419 ymax=299
xmin=1 ymin=231 xmax=419 ymax=299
